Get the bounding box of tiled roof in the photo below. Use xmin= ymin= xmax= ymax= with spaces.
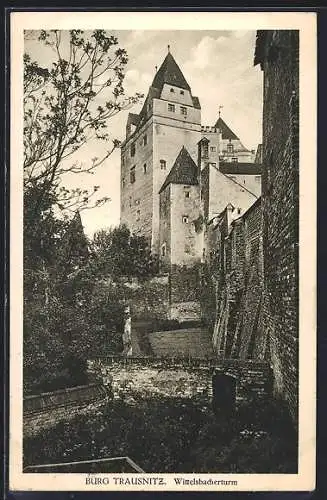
xmin=214 ymin=117 xmax=239 ymax=140
xmin=159 ymin=147 xmax=199 ymax=193
xmin=152 ymin=52 xmax=191 ymax=91
xmin=219 ymin=162 xmax=262 ymax=175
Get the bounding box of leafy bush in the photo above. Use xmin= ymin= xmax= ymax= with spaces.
xmin=24 ymin=397 xmax=297 ymax=473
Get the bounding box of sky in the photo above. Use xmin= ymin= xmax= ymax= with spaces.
xmin=25 ymin=30 xmax=263 ymax=237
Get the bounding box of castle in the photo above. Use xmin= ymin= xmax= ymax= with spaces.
xmin=120 ymin=48 xmax=262 ymax=320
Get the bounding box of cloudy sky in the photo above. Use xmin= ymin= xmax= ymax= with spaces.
xmin=25 ymin=30 xmax=263 ymax=237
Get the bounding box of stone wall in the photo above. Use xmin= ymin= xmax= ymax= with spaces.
xmin=89 ymin=357 xmax=272 ymax=408
xmin=120 ymin=117 xmax=154 ymax=242
xmin=208 ymin=199 xmax=264 ymax=361
xmin=255 ymin=30 xmax=299 ymax=425
xmin=24 ymin=358 xmax=272 ymax=438
xmin=24 ymin=384 xmax=108 ymax=438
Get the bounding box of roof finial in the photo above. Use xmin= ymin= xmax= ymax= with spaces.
xmin=168 ymin=44 xmax=170 ymax=53
xmin=218 ymin=105 xmax=224 ymax=118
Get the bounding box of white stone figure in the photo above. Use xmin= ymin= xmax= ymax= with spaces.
xmin=122 ymin=305 xmax=133 ymax=357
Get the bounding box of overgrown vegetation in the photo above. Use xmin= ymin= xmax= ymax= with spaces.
xmin=23 ymin=30 xmax=152 ymax=395
xmin=23 ymin=397 xmax=297 ymax=473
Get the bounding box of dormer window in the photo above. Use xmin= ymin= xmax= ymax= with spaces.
xmin=168 ymin=103 xmax=175 ymax=112
xmin=160 ymin=159 xmax=166 ymax=170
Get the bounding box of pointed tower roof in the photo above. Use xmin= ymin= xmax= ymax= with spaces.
xmin=214 ymin=117 xmax=239 ymax=140
xmin=152 ymin=52 xmax=191 ymax=91
xmin=159 ymin=147 xmax=198 ymax=193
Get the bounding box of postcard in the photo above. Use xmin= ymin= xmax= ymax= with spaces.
xmin=9 ymin=10 xmax=316 ymax=492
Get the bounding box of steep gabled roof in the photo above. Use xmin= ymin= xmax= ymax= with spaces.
xmin=152 ymin=52 xmax=191 ymax=91
xmin=159 ymin=146 xmax=198 ymax=193
xmin=214 ymin=117 xmax=239 ymax=140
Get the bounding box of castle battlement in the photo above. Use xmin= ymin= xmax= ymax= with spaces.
xmin=201 ymin=126 xmax=219 ymax=134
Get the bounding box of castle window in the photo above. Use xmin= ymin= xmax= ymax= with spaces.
xmin=180 ymin=106 xmax=187 ymax=116
xmin=136 ymin=209 xmax=140 ymax=220
xmin=170 ymin=88 xmax=175 ymax=93
xmin=232 ymin=157 xmax=238 ymax=163
xmin=129 ymin=196 xmax=132 ymax=207
xmin=180 ymin=90 xmax=184 ymax=95
xmin=135 ymin=199 xmax=140 ymax=205
xmin=237 ymin=208 xmax=241 ymax=214
xmin=130 ymin=166 xmax=136 ymax=184
xmin=122 ymin=155 xmax=125 ymax=166
xmin=227 ymin=143 xmax=234 ymax=154
xmin=168 ymin=103 xmax=175 ymax=112
xmin=182 ymin=215 xmax=189 ymax=224
xmin=160 ymin=159 xmax=166 ymax=170
xmin=143 ymin=163 xmax=147 ymax=174
xmin=143 ymin=134 xmax=147 ymax=146
xmin=122 ymin=177 xmax=125 ymax=188
xmin=161 ymin=243 xmax=166 ymax=257
xmin=210 ymin=146 xmax=217 ymax=153
xmin=184 ymin=190 xmax=190 ymax=198
xmin=130 ymin=143 xmax=136 ymax=157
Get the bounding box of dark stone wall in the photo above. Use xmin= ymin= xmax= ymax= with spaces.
xmin=24 ymin=384 xmax=108 ymax=438
xmin=259 ymin=30 xmax=299 ymax=425
xmin=209 ymin=201 xmax=264 ymax=361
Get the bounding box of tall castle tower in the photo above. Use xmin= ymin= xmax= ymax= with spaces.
xmin=120 ymin=48 xmax=201 ymax=254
